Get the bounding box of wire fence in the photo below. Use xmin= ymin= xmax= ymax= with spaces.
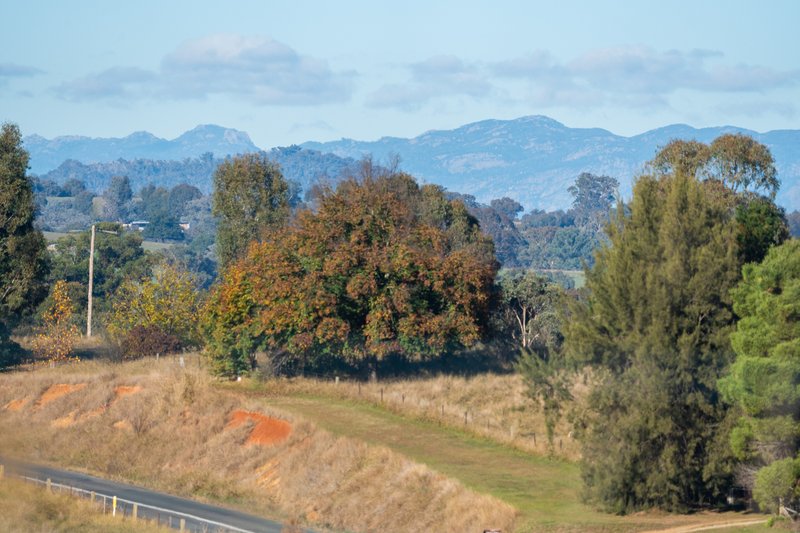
xmin=5 ymin=467 xmax=256 ymax=533
xmin=278 ymin=370 xmax=576 ymax=457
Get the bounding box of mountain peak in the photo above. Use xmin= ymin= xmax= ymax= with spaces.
xmin=25 ymin=125 xmax=260 ymax=174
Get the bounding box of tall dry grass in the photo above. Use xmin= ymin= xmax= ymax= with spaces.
xmin=260 ymin=371 xmax=588 ymax=461
xmin=0 ymin=475 xmax=167 ymax=532
xmin=0 ymin=356 xmax=516 ymax=532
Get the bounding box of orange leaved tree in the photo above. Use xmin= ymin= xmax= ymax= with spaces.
xmin=204 ymin=165 xmax=498 ymax=377
xmin=33 ymin=280 xmax=80 ymax=363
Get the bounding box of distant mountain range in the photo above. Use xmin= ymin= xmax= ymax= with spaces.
xmin=25 ymin=116 xmax=800 ymax=211
xmin=302 ymin=116 xmax=800 ymax=211
xmin=39 ymin=147 xmax=358 ymax=197
xmin=24 ymin=124 xmax=259 ymax=175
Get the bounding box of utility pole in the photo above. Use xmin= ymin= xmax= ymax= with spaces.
xmin=87 ymin=224 xmax=95 ymax=337
xmin=86 ymin=224 xmax=119 ymax=338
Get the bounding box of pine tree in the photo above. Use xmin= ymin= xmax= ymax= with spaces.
xmin=566 ymin=172 xmax=741 ymax=512
xmin=719 ymin=240 xmax=800 ymax=512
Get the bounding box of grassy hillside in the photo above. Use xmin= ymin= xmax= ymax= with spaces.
xmin=0 ymin=358 xmax=514 ymax=532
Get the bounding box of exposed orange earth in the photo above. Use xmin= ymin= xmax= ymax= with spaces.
xmin=4 ymin=399 xmax=28 ymax=411
xmin=36 ymin=384 xmax=86 ymax=407
xmin=227 ymin=410 xmax=292 ymax=446
xmin=113 ymin=385 xmax=142 ymax=401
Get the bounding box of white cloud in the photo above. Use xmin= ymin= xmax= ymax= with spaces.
xmin=54 ymin=67 xmax=156 ymax=102
xmin=52 ymin=34 xmax=354 ymax=106
xmin=367 ymin=55 xmax=492 ymax=110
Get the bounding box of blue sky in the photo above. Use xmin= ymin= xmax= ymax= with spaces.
xmin=3 ymin=0 xmax=799 ymax=148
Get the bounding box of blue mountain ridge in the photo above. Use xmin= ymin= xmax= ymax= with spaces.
xmin=25 ymin=116 xmax=800 ymax=211
xmin=301 ymin=115 xmax=800 ymax=211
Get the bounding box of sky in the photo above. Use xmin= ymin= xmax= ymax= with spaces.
xmin=3 ymin=0 xmax=799 ymax=148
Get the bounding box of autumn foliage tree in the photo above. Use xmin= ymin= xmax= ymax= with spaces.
xmin=33 ymin=280 xmax=79 ymax=363
xmin=108 ymin=262 xmax=202 ymax=358
xmin=204 ymin=165 xmax=498 ymax=377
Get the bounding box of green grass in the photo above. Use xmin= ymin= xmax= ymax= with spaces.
xmin=238 ymin=386 xmax=760 ymax=532
xmin=43 ymin=231 xmax=70 ymax=242
xmin=46 ymin=195 xmax=74 ymax=205
xmin=140 ymin=240 xmax=174 ymax=252
xmin=43 ymin=229 xmax=173 ymax=252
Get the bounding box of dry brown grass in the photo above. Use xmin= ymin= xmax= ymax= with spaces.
xmin=0 ymin=475 xmax=167 ymax=532
xmin=0 ymin=356 xmax=516 ymax=533
xmin=260 ymin=371 xmax=589 ymax=461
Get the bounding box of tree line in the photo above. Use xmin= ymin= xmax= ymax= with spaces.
xmin=2 ymin=120 xmax=800 ymax=518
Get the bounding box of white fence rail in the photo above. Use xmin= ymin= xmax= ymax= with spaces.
xmin=10 ymin=470 xmax=256 ymax=533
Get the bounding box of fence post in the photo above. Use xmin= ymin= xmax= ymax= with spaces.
xmin=46 ymin=478 xmax=51 ymax=492
xmin=180 ymin=517 xmax=186 ymax=531
xmin=90 ymin=491 xmax=95 ymax=503
xmin=112 ymin=495 xmax=117 ymax=517
xmin=133 ymin=503 xmax=138 ymax=520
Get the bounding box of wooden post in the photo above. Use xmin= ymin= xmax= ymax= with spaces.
xmin=180 ymin=517 xmax=186 ymax=531
xmin=380 ymin=388 xmax=384 ymax=403
xmin=46 ymin=478 xmax=51 ymax=491
xmin=90 ymin=491 xmax=95 ymax=503
xmin=112 ymin=495 xmax=117 ymax=517
xmin=132 ymin=503 xmax=138 ymax=519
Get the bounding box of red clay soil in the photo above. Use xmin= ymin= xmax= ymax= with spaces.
xmin=227 ymin=410 xmax=292 ymax=446
xmin=36 ymin=384 xmax=87 ymax=407
xmin=4 ymin=399 xmax=28 ymax=411
xmin=113 ymin=385 xmax=142 ymax=401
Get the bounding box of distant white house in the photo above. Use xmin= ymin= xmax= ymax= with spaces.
xmin=124 ymin=220 xmax=149 ymax=232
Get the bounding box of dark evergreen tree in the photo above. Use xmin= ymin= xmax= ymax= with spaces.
xmin=0 ymin=123 xmax=49 ymax=366
xmin=566 ymin=172 xmax=742 ymax=512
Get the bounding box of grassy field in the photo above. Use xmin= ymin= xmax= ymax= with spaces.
xmin=0 ymin=351 xmax=770 ymax=532
xmin=0 ymin=475 xmax=166 ymax=532
xmin=42 ymin=228 xmax=174 ymax=252
xmin=237 ymin=379 xmax=766 ymax=533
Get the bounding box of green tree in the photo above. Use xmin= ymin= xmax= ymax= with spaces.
xmin=567 ymin=172 xmax=619 ymax=232
xmin=498 ymin=270 xmax=562 ymax=353
xmin=212 ymin=153 xmax=290 ymax=268
xmin=108 ymin=262 xmax=202 ymax=356
xmin=168 ymin=183 xmax=202 ymax=218
xmin=566 ymin=171 xmax=742 ymax=512
xmin=734 ymin=195 xmax=789 ymax=265
xmin=707 ymin=134 xmax=778 ymax=197
xmin=204 ymin=168 xmax=498 ymax=377
xmin=499 ymin=269 xmax=571 ymax=447
xmin=651 ymin=135 xmax=778 ymax=198
xmin=101 ymin=175 xmax=133 ymax=222
xmin=718 ymin=240 xmax=800 ymax=510
xmin=0 ymin=123 xmax=49 ymax=366
xmin=47 ymin=223 xmax=154 ymax=320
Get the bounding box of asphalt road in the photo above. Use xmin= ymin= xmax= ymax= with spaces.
xmin=1 ymin=457 xmax=295 ymax=533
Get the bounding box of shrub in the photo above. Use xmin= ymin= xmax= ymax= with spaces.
xmin=753 ymin=457 xmax=800 ymax=513
xmin=120 ymin=324 xmax=181 ymax=360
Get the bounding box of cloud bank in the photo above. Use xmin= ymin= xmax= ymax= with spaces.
xmin=54 ymin=34 xmax=354 ymax=106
